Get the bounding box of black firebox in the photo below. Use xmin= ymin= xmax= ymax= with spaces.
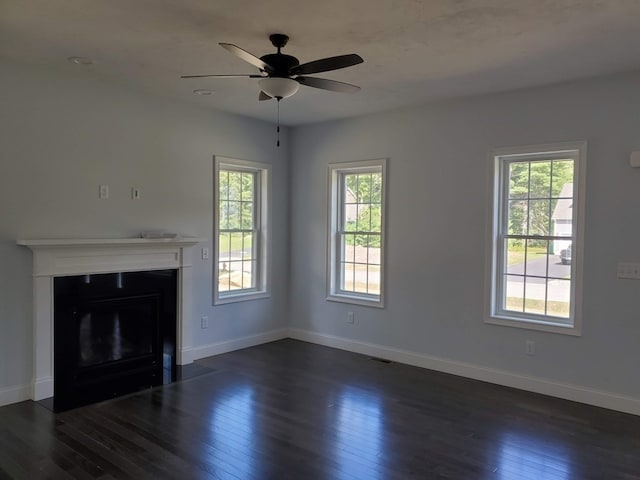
xmin=53 ymin=270 xmax=177 ymax=411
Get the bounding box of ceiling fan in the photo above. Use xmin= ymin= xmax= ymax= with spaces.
xmin=181 ymin=33 xmax=364 ymax=101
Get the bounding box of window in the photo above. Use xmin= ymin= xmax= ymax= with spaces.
xmin=327 ymin=159 xmax=386 ymax=307
xmin=214 ymin=156 xmax=270 ymax=304
xmin=487 ymin=143 xmax=585 ymax=334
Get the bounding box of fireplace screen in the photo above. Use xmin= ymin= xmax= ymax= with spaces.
xmin=54 ymin=270 xmax=177 ymax=411
xmin=77 ymin=295 xmax=157 ymax=368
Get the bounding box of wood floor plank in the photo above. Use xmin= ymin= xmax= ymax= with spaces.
xmin=2 ymin=339 xmax=640 ymax=479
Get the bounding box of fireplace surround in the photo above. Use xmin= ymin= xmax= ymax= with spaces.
xmin=17 ymin=237 xmax=204 ymax=404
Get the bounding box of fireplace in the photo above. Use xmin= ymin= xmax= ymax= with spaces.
xmin=17 ymin=237 xmax=204 ymax=406
xmin=54 ymin=270 xmax=177 ymax=411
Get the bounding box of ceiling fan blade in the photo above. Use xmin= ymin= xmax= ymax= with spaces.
xmin=219 ymin=43 xmax=274 ymax=73
xmin=180 ymin=74 xmax=263 ymax=79
xmin=259 ymin=91 xmax=272 ymax=101
xmin=290 ymin=54 xmax=363 ymax=75
xmin=296 ymin=76 xmax=361 ymax=93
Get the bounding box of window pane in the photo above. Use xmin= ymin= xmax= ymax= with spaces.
xmin=345 ymin=173 xmax=358 ymax=199
xmin=246 ymin=260 xmax=257 ymax=289
xmin=361 ymin=174 xmax=373 ymax=204
xmin=342 ymin=234 xmax=355 ymax=262
xmin=505 ymin=239 xmax=525 ymax=275
xmin=344 ymin=201 xmax=357 ymax=231
xmin=219 ymin=201 xmax=229 ymax=230
xmin=341 ymin=262 xmax=356 ymax=292
xmin=508 ymin=200 xmax=527 ymax=235
xmin=523 ymin=277 xmax=546 ymax=315
xmin=527 ymin=200 xmax=550 ymax=236
xmin=548 ymin=246 xmax=571 ymax=280
xmin=357 ymin=203 xmax=369 ymax=231
xmin=504 ymin=274 xmax=524 ymax=312
xmin=366 ymin=235 xmax=381 ymax=265
xmin=529 ymin=161 xmax=551 ymax=199
xmin=226 ymin=261 xmax=244 ymax=291
xmin=241 ymin=172 xmax=254 ymax=202
xmin=551 ymin=207 xmax=573 ymax=241
xmin=551 ymin=160 xmax=574 ymax=197
xmin=370 ymin=205 xmax=382 ymax=233
xmin=371 ymin=172 xmax=382 ymax=203
xmin=353 ymin=263 xmax=368 ymax=294
xmin=218 ymin=232 xmax=231 ymax=293
xmin=524 ymin=239 xmax=547 ymax=276
xmin=228 ymin=171 xmax=241 ymax=200
xmin=227 ymin=232 xmax=243 ymax=256
xmin=240 ymin=232 xmax=253 ymax=259
xmin=240 ymin=259 xmax=254 ymax=289
xmin=508 ymin=162 xmax=529 ymax=199
xmin=547 ymin=279 xmax=571 ymax=319
xmin=227 ymin=201 xmax=241 ymax=229
xmin=367 ymin=265 xmax=381 ymax=295
xmin=219 ymin=232 xmax=231 ymax=258
xmin=241 ymin=202 xmax=253 ymax=229
xmin=219 ymin=171 xmax=229 ymax=200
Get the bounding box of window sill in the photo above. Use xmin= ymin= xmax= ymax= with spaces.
xmin=485 ymin=314 xmax=581 ymax=336
xmin=214 ymin=291 xmax=270 ymax=306
xmin=326 ymin=293 xmax=384 ymax=309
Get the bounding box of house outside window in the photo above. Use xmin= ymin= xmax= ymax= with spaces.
xmin=487 ymin=142 xmax=586 ymax=335
xmin=214 ymin=156 xmax=270 ymax=304
xmin=327 ymin=159 xmax=386 ymax=307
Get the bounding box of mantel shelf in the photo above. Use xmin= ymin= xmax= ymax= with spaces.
xmin=17 ymin=237 xmax=206 ymax=248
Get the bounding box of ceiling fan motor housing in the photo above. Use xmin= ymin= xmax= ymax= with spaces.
xmin=260 ymin=53 xmax=299 ymax=77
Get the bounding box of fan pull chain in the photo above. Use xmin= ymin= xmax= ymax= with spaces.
xmin=276 ymin=98 xmax=281 ymax=148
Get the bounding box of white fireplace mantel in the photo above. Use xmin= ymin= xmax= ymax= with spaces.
xmin=17 ymin=237 xmax=205 ymax=401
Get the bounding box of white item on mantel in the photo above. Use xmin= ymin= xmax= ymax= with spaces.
xmin=140 ymin=231 xmax=180 ymax=239
xmin=16 ymin=236 xmax=206 ymax=401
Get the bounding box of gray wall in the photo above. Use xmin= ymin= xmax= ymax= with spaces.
xmin=3 ymin=57 xmax=640 ymax=407
xmin=289 ymin=71 xmax=640 ymax=399
xmin=0 ymin=60 xmax=289 ymax=393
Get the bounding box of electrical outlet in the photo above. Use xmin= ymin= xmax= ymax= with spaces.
xmin=202 ymin=248 xmax=209 ymax=260
xmin=347 ymin=312 xmax=355 ymax=324
xmin=201 ymin=316 xmax=208 ymax=329
xmin=525 ymin=340 xmax=536 ymax=356
xmin=99 ymin=184 xmax=109 ymax=199
xmin=131 ymin=187 xmax=141 ymax=200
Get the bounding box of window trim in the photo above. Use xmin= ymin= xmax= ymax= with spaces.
xmin=485 ymin=142 xmax=586 ymax=336
xmin=326 ymin=158 xmax=387 ymax=308
xmin=213 ymin=156 xmax=271 ymax=305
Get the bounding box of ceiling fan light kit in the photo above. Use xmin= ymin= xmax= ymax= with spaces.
xmin=182 ymin=33 xmax=363 ymax=145
xmin=258 ymin=77 xmax=299 ymax=99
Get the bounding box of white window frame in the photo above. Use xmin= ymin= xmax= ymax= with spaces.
xmin=486 ymin=142 xmax=586 ymax=335
xmin=213 ymin=156 xmax=271 ymax=305
xmin=327 ymin=158 xmax=387 ymax=308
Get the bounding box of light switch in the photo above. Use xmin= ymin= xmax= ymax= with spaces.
xmin=99 ymin=185 xmax=109 ymax=199
xmin=617 ymin=262 xmax=640 ymax=279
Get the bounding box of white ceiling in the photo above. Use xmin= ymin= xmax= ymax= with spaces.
xmin=2 ymin=0 xmax=640 ymax=126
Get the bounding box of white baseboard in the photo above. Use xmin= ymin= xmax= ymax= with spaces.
xmin=288 ymin=328 xmax=640 ymax=416
xmin=0 ymin=383 xmax=31 ymax=407
xmin=4 ymin=328 xmax=638 ymax=416
xmin=183 ymin=328 xmax=288 ymax=363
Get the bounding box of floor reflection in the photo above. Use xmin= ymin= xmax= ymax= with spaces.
xmin=210 ymin=385 xmax=255 ymax=479
xmin=334 ymin=386 xmax=384 ymax=480
xmin=498 ymin=432 xmax=571 ymax=480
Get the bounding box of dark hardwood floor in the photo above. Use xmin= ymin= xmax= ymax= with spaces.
xmin=1 ymin=339 xmax=639 ymax=479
